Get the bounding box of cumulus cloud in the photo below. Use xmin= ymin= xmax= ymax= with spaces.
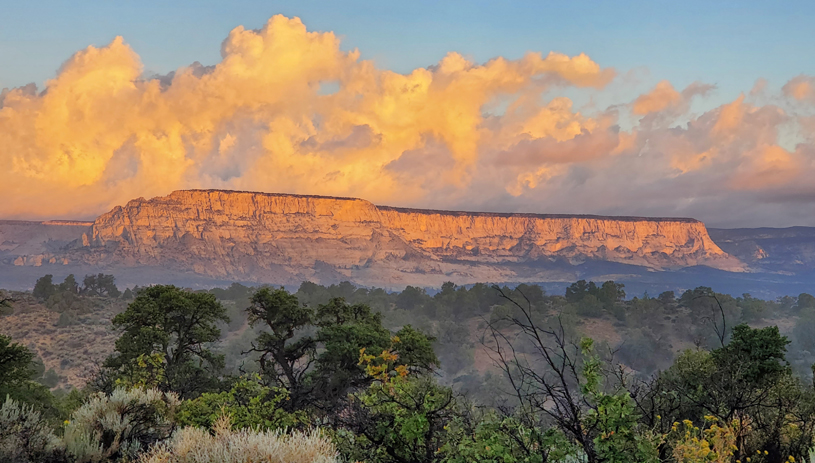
xmin=783 ymin=75 xmax=815 ymax=103
xmin=632 ymin=80 xmax=682 ymax=115
xmin=1 ymin=15 xmax=814 ymax=227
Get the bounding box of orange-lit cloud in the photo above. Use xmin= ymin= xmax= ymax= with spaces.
xmin=632 ymin=80 xmax=681 ymax=115
xmin=1 ymin=15 xmax=815 ymax=227
xmin=783 ymin=75 xmax=815 ymax=103
xmin=0 ymin=15 xmax=613 ymax=218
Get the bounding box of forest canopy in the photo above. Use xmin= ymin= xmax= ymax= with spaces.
xmin=1 ymin=275 xmax=815 ymax=462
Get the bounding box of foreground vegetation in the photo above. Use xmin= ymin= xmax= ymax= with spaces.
xmin=2 ymin=274 xmax=815 ymax=462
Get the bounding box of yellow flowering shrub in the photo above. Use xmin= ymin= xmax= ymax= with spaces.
xmin=670 ymin=417 xmax=738 ymax=463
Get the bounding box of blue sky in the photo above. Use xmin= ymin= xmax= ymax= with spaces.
xmin=2 ymin=0 xmax=813 ymax=104
xmin=2 ymin=1 xmax=815 ymax=226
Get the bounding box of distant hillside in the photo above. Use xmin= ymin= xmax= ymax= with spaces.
xmin=6 ymin=190 xmax=815 ymax=296
xmin=709 ymin=227 xmax=815 ymax=274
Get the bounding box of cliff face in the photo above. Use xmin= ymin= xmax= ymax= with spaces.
xmin=66 ymin=190 xmax=743 ymax=286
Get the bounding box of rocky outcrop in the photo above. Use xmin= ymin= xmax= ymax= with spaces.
xmin=60 ymin=190 xmax=743 ymax=287
xmin=0 ymin=220 xmax=92 ymax=267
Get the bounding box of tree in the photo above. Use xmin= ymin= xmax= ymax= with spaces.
xmin=246 ymin=288 xmax=438 ymax=416
xmin=58 ymin=274 xmax=78 ymax=294
xmin=104 ymin=285 xmax=228 ymax=398
xmin=0 ymin=335 xmax=59 ymax=419
xmin=630 ymin=324 xmax=804 ymax=461
xmin=396 ymin=286 xmax=428 ymax=311
xmin=245 ymin=287 xmax=316 ymax=410
xmin=434 ymin=281 xmax=457 ymax=301
xmin=339 ymin=346 xmax=456 ymax=463
xmin=565 ymin=279 xmax=594 ymax=303
xmin=82 ymin=273 xmax=121 ymax=298
xmin=798 ymin=293 xmax=815 ymax=311
xmin=311 ymin=298 xmax=400 ymax=410
xmin=712 ymin=324 xmax=790 ymax=385
xmin=0 ymin=334 xmax=35 ymax=388
xmin=32 ymin=275 xmax=56 ymax=301
xmin=598 ymin=281 xmax=625 ymax=307
xmin=657 ymin=290 xmax=676 ymax=305
xmin=737 ymin=293 xmax=767 ymax=322
xmin=485 ymin=286 xmax=659 ymax=462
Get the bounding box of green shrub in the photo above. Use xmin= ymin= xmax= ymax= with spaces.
xmin=0 ymin=396 xmax=65 ymax=463
xmin=64 ymin=387 xmax=179 ymax=462
xmin=176 ymin=376 xmax=306 ymax=431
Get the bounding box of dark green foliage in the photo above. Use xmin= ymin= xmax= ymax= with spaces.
xmin=566 ymin=280 xmax=626 ymax=317
xmin=58 ymin=274 xmax=78 ymax=294
xmin=0 ymin=292 xmax=12 ymax=316
xmin=55 ymin=311 xmax=78 ymax=327
xmin=0 ymin=334 xmax=36 ymax=387
xmin=104 ymin=285 xmax=229 ymax=398
xmin=396 ymin=285 xmax=429 ymax=311
xmin=312 ymin=298 xmax=399 ymax=407
xmin=798 ymin=292 xmax=815 ymax=310
xmin=657 ymin=290 xmax=676 ymax=305
xmin=176 ymin=376 xmax=305 ymax=431
xmin=737 ymin=293 xmax=768 ymax=321
xmin=33 ymin=274 xmax=56 ymax=300
xmin=81 ymin=273 xmax=121 ymax=298
xmin=245 ymin=287 xmax=438 ymax=416
xmin=339 ymin=376 xmax=457 ymax=463
xmin=0 ymin=335 xmax=61 ymax=420
xmin=46 ymin=291 xmax=90 ymax=313
xmin=245 ymin=287 xmax=315 ymax=409
xmin=712 ymin=323 xmax=790 ymax=384
xmin=565 ymin=279 xmax=596 ymax=303
xmin=210 ymin=282 xmax=253 ymax=301
xmin=576 ymin=294 xmax=604 ymax=317
xmin=633 ymin=324 xmax=809 ymax=461
xmin=12 ymin=277 xmax=815 ymax=462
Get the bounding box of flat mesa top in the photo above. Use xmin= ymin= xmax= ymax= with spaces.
xmin=173 ymin=190 xmax=701 ymax=224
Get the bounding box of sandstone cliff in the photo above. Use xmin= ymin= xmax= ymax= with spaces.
xmin=61 ymin=190 xmax=743 ymax=287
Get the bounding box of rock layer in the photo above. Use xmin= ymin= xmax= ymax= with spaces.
xmin=64 ymin=190 xmax=743 ymax=286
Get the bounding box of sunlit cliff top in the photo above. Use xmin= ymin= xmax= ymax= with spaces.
xmin=154 ymin=189 xmax=702 ymax=224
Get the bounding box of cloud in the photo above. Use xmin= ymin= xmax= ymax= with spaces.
xmin=783 ymin=75 xmax=815 ymax=103
xmin=632 ymin=80 xmax=682 ymax=115
xmin=0 ymin=15 xmax=814 ymax=227
xmin=0 ymin=15 xmax=615 ymax=218
xmin=631 ymin=80 xmax=714 ymax=117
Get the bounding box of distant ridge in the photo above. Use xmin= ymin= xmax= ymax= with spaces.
xmin=376 ymin=206 xmax=700 ymax=223
xmin=182 ymin=189 xmax=701 ymax=223
xmin=13 ymin=189 xmax=737 ymax=288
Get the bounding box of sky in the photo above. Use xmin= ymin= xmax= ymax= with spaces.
xmin=1 ymin=1 xmax=815 ymax=227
